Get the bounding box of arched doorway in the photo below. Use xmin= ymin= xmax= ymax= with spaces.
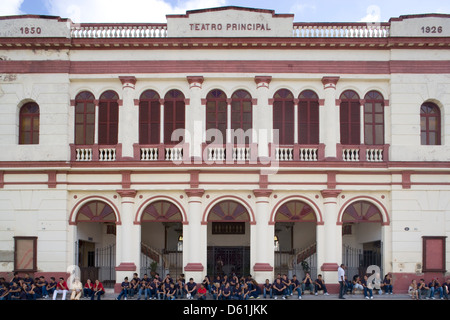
xmin=206 ymin=200 xmax=251 ymax=278
xmin=75 ymin=200 xmax=117 ymax=288
xmin=274 ymin=199 xmax=318 ymax=279
xmin=341 ymin=200 xmax=384 ymax=280
xmin=140 ymin=200 xmax=183 ymax=279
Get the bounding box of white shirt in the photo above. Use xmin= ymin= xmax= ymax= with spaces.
xmin=338 ymin=266 xmax=345 ymax=282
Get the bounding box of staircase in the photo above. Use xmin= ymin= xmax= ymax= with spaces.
xmin=140 ymin=242 xmax=182 ymax=279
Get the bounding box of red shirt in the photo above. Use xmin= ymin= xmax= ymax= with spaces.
xmin=57 ymin=281 xmax=69 ymax=290
xmin=198 ymin=287 xmax=207 ymax=295
xmin=84 ymin=282 xmax=93 ymax=289
xmin=93 ymin=282 xmax=104 ymax=292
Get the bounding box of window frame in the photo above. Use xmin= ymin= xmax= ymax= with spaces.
xmin=340 ymin=90 xmax=361 ymax=145
xmin=363 ymin=91 xmax=385 ymax=146
xmin=273 ymin=89 xmax=295 ymax=145
xmin=420 ymin=102 xmax=441 ymax=146
xmin=298 ymin=90 xmax=320 ymax=145
xmin=98 ymin=90 xmax=119 ymax=146
xmin=139 ymin=90 xmax=161 ymax=145
xmin=205 ymin=89 xmax=228 ymax=145
xmin=74 ymin=91 xmax=96 ymax=145
xmin=230 ymin=90 xmax=253 ymax=143
xmin=422 ymin=236 xmax=446 ymax=273
xmin=14 ymin=236 xmax=38 ymax=272
xmin=163 ymin=90 xmax=185 ymax=145
xmin=19 ymin=102 xmax=40 ymax=145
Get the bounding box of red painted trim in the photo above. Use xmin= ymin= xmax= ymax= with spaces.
xmin=320 ymin=189 xmax=342 ymax=198
xmin=69 ymin=195 xmax=121 ymax=225
xmin=185 ymin=188 xmax=205 ymax=198
xmin=47 ymin=170 xmax=57 ymax=188
xmin=321 ymin=263 xmax=339 ymax=271
xmin=337 ymin=195 xmax=390 ymax=226
xmin=253 ymin=263 xmax=273 ymax=272
xmin=134 ymin=195 xmax=188 ymax=225
xmin=3 ymin=60 xmax=450 ymax=75
xmin=402 ymin=170 xmax=413 ymax=189
xmin=116 ymin=189 xmax=137 ymax=198
xmin=253 ymin=189 xmax=273 ymax=198
xmin=202 ymin=195 xmax=256 ymax=225
xmin=269 ymin=195 xmax=323 ymax=225
xmin=184 ymin=263 xmax=204 ymax=272
xmin=115 ymin=262 xmax=136 ymax=271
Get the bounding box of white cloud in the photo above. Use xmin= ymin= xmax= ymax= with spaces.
xmin=359 ymin=4 xmax=381 ymax=23
xmin=0 ymin=0 xmax=24 ymax=16
xmin=45 ymin=0 xmax=227 ymax=23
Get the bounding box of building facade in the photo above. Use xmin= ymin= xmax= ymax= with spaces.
xmin=0 ymin=6 xmax=449 ymax=292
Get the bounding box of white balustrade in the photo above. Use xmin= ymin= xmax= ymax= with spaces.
xmin=366 ymin=148 xmax=384 ymax=162
xmin=99 ymin=148 xmax=116 ymax=161
xmin=293 ymin=23 xmax=390 ymax=38
xmin=276 ymin=147 xmax=294 ymax=161
xmin=165 ymin=147 xmax=183 ymax=161
xmin=233 ymin=147 xmax=250 ymax=161
xmin=75 ymin=148 xmax=92 ymax=161
xmin=207 ymin=147 xmax=226 ymax=161
xmin=299 ymin=148 xmax=318 ymax=161
xmin=71 ymin=24 xmax=168 ymax=38
xmin=342 ymin=148 xmax=360 ymax=161
xmin=140 ymin=147 xmax=159 ymax=161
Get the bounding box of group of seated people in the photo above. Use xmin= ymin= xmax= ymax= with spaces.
xmin=408 ymin=278 xmax=450 ymax=300
xmin=115 ymin=272 xmax=330 ymax=300
xmin=343 ymin=273 xmax=394 ymax=299
xmin=0 ymin=272 xmax=107 ymax=300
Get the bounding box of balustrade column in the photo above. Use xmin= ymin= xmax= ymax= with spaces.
xmin=118 ymin=76 xmax=138 ymax=159
xmin=321 ymin=76 xmax=340 ymax=160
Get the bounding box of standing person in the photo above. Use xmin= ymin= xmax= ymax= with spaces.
xmin=92 ymin=279 xmax=105 ymax=300
xmin=52 ymin=277 xmax=69 ymax=300
xmin=338 ymin=264 xmax=346 ymax=299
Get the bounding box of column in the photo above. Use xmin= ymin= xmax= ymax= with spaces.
xmin=254 ymin=76 xmax=272 ymax=161
xmin=252 ymin=189 xmax=274 ymax=283
xmin=321 ymin=76 xmax=340 ymax=160
xmin=320 ymin=189 xmax=342 ymax=286
xmin=184 ymin=188 xmax=206 ymax=282
xmin=187 ymin=76 xmax=204 ymax=162
xmin=115 ymin=189 xmax=140 ymax=292
xmin=118 ymin=76 xmax=138 ymax=160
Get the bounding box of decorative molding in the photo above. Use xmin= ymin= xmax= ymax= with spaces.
xmin=320 ymin=189 xmax=342 ymax=198
xmin=321 ymin=76 xmax=340 ymax=89
xmin=184 ymin=263 xmax=204 ymax=272
xmin=119 ymin=76 xmax=137 ymax=89
xmin=253 ymin=263 xmax=273 ymax=272
xmin=253 ymin=188 xmax=273 ymax=198
xmin=185 ymin=188 xmax=205 ymax=198
xmin=187 ymin=76 xmax=204 ymax=89
xmin=115 ymin=262 xmax=136 ymax=271
xmin=254 ymin=75 xmax=272 ymax=89
xmin=321 ymin=263 xmax=339 ymax=271
xmin=116 ymin=189 xmax=137 ymax=198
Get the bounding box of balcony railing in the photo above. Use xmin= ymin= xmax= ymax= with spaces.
xmin=202 ymin=143 xmax=258 ymax=163
xmin=272 ymin=144 xmax=325 ymax=162
xmin=71 ymin=144 xmax=120 ymax=162
xmin=69 ymin=22 xmax=390 ymax=39
xmin=337 ymin=144 xmax=390 ymax=162
xmin=137 ymin=144 xmax=186 ymax=162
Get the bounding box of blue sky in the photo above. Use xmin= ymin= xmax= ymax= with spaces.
xmin=2 ymin=0 xmax=450 ymax=23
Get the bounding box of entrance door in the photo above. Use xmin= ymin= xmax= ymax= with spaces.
xmin=207 ymin=246 xmax=250 ymax=278
xmin=78 ymin=240 xmax=98 ymax=284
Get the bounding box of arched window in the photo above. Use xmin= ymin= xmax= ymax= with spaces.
xmin=141 ymin=200 xmax=183 ymax=222
xmin=421 ymin=102 xmax=441 ymax=145
xmin=164 ymin=90 xmax=185 ymax=145
xmin=274 ymin=200 xmax=317 ymax=222
xmin=206 ymin=89 xmax=227 ymax=144
xmin=298 ymin=90 xmax=319 ymax=145
xmin=342 ymin=201 xmax=383 ymax=224
xmin=139 ymin=90 xmax=160 ymax=145
xmin=75 ymin=91 xmax=95 ymax=145
xmin=98 ymin=90 xmax=119 ymax=145
xmin=19 ymin=102 xmax=40 ymax=145
xmin=231 ymin=90 xmax=252 ymax=143
xmin=208 ymin=200 xmax=250 ymax=222
xmin=76 ymin=200 xmax=116 ymax=223
xmin=273 ymin=89 xmax=294 ymax=145
xmin=340 ymin=90 xmax=360 ymax=145
xmin=364 ymin=91 xmax=384 ymax=145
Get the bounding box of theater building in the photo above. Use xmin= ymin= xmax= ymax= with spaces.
xmin=0 ymin=6 xmax=449 ymax=292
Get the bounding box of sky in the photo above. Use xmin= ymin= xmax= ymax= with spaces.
xmin=1 ymin=0 xmax=449 ymax=23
